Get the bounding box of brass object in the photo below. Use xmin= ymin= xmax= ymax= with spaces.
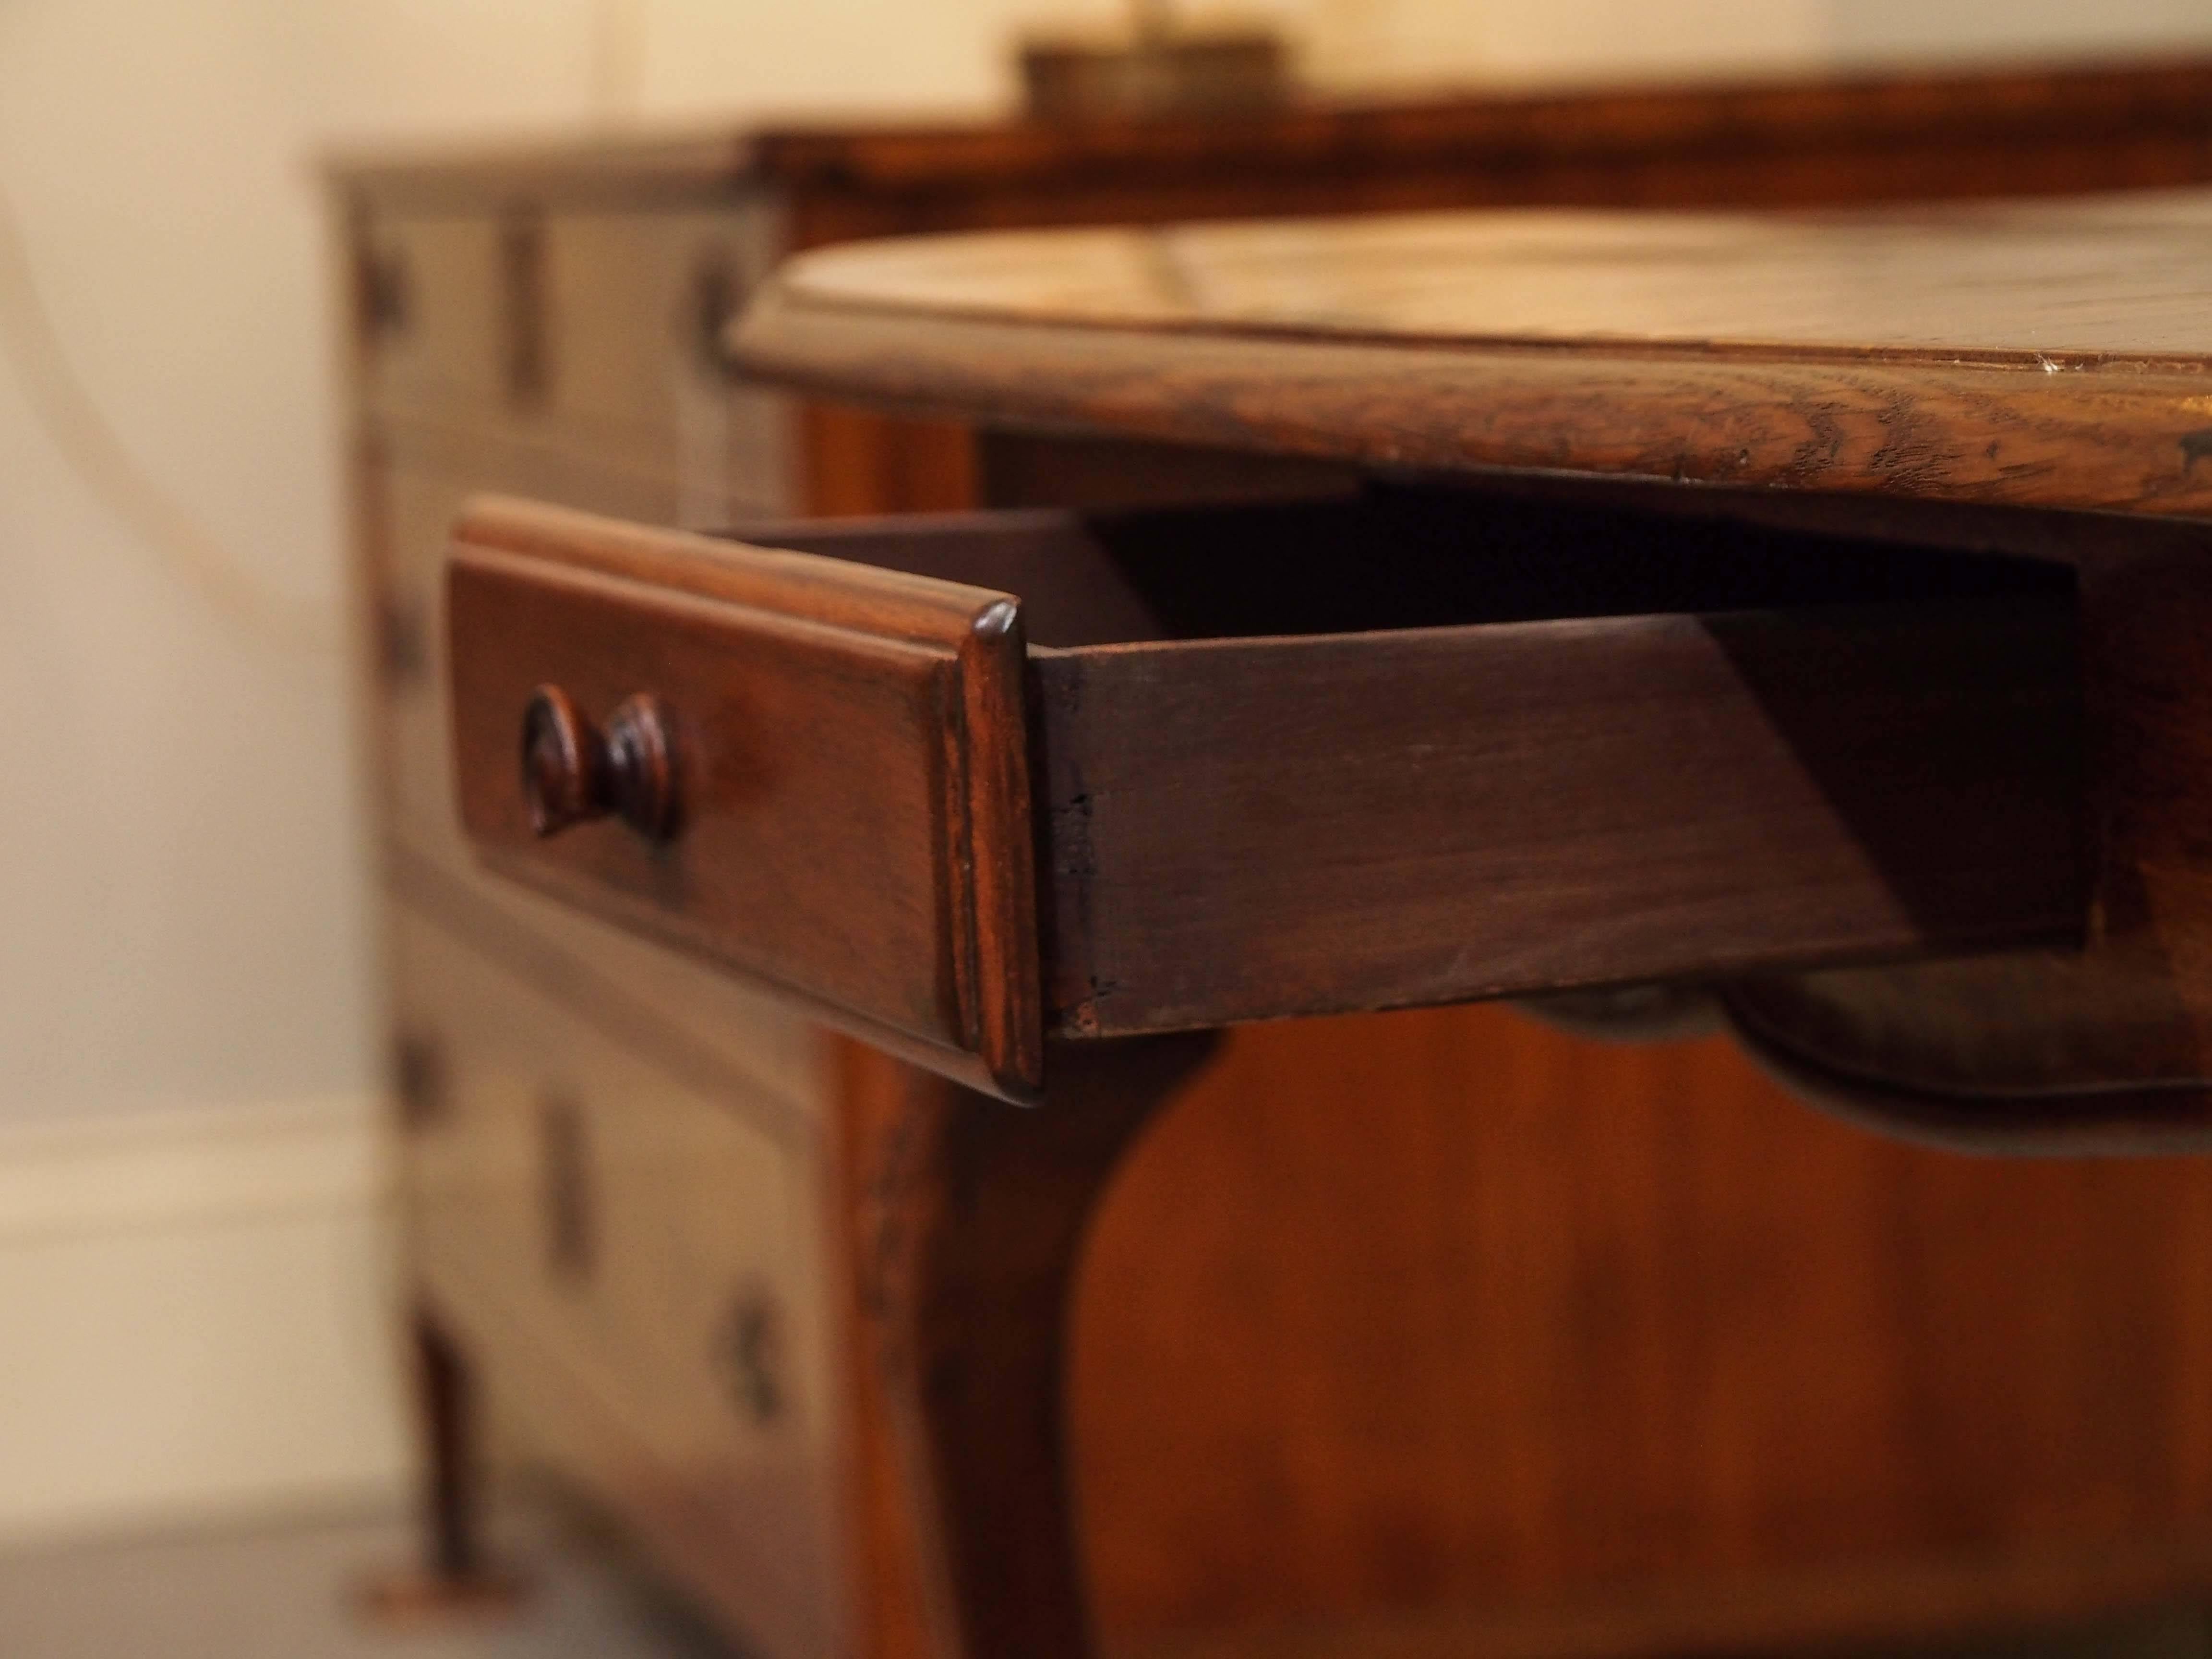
xmin=1020 ymin=2 xmax=1289 ymax=121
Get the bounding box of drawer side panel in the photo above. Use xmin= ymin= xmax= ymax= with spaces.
xmin=1040 ymin=597 xmax=2083 ymax=1034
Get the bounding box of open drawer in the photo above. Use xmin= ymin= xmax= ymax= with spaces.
xmin=447 ymin=487 xmax=2083 ymax=1101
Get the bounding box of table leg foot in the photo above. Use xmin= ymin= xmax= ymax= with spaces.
xmin=354 ymin=1307 xmax=530 ymax=1629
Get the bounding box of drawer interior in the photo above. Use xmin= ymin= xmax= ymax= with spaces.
xmin=732 ymin=483 xmax=2074 ymax=649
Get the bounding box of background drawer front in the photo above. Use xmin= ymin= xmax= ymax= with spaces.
xmin=358 ymin=203 xmax=795 ymax=512
xmin=390 ymin=902 xmax=839 ymax=1659
xmin=543 ymin=204 xmax=794 ymax=511
xmin=359 ymin=216 xmax=507 ymax=418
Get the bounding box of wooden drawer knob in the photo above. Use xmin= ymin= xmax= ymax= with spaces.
xmin=521 ymin=685 xmax=680 ymax=841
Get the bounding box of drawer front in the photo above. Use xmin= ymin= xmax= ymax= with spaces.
xmin=448 ymin=497 xmax=1043 ymax=1096
xmin=392 ymin=903 xmax=839 ymax=1659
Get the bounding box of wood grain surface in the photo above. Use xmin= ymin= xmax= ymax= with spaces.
xmin=1024 ymin=486 xmax=2086 ymax=1033
xmin=447 ymin=497 xmax=1043 ymax=1096
xmin=1038 ymin=598 xmax=2081 ymax=1033
xmin=1073 ymin=998 xmax=2212 ymax=1655
xmin=727 ymin=194 xmax=2212 ymax=1138
xmin=732 ymin=193 xmax=2212 ymax=519
xmin=748 ymin=490 xmax=2088 ymax=1043
xmin=838 ymin=1034 xmax=1219 ymax=1659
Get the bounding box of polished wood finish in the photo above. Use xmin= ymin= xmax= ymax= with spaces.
xmin=1719 ymin=500 xmax=2212 ymax=1147
xmin=1075 ymin=1000 xmax=2212 ymax=1655
xmin=734 ymin=193 xmax=2212 ymax=521
xmin=449 ymin=498 xmax=1041 ymax=1095
xmin=748 ymin=192 xmax=2212 ymax=354
xmin=848 ymin=1034 xmax=1218 ymax=1659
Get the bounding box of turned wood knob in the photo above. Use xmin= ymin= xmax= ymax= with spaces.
xmin=520 ymin=685 xmax=680 ymax=842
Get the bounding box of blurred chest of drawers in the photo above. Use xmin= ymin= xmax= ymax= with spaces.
xmin=334 ymin=62 xmax=2212 ymax=1659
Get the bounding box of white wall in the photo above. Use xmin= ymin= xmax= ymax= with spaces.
xmin=3 ymin=0 xmax=2212 ymax=1544
xmin=0 ymin=1102 xmax=402 ymax=1542
xmin=0 ymin=1 xmax=367 ymax=1132
xmin=1829 ymin=0 xmax=2212 ymax=64
xmin=1296 ymin=0 xmax=1828 ymax=85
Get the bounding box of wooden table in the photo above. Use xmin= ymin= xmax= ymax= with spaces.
xmin=438 ymin=191 xmax=2212 ymax=1658
xmin=345 ymin=71 xmax=2212 ymax=1659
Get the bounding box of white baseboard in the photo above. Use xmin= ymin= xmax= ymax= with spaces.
xmin=0 ymin=1097 xmax=413 ymax=1546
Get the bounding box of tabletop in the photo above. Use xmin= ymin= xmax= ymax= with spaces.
xmin=731 ymin=190 xmax=2212 ymax=518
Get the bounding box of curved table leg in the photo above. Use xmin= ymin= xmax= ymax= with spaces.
xmin=849 ymin=1033 xmax=1219 ymax=1659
